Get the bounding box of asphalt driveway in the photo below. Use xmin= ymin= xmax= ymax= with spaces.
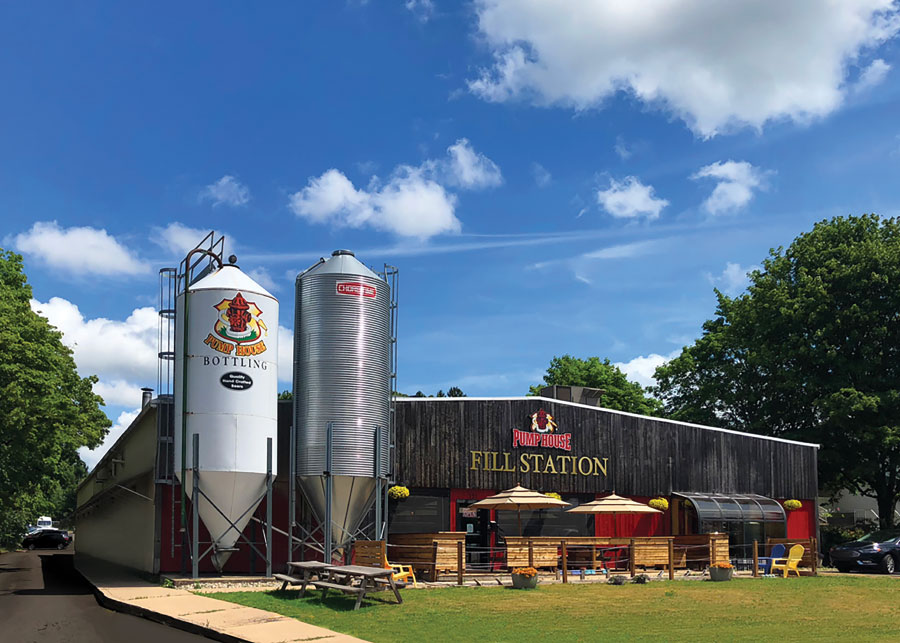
xmin=0 ymin=549 xmax=204 ymax=642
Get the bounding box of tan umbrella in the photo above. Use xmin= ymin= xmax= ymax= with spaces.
xmin=469 ymin=485 xmax=571 ymax=536
xmin=567 ymin=493 xmax=662 ymax=537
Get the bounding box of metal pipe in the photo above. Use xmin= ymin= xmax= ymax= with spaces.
xmin=266 ymin=437 xmax=272 ymax=578
xmin=325 ymin=422 xmax=334 ymax=564
xmin=192 ymin=432 xmax=199 ymax=580
xmin=374 ymin=425 xmax=382 ymax=540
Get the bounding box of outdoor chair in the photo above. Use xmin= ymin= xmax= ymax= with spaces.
xmin=770 ymin=544 xmax=804 ymax=578
xmin=757 ymin=543 xmax=785 ymax=575
xmin=354 ymin=540 xmax=417 ymax=588
xmin=383 ymin=551 xmax=417 ymax=587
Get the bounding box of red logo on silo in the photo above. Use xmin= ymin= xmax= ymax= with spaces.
xmin=336 ymin=281 xmax=376 ymax=298
xmin=202 ymin=292 xmax=269 ymax=357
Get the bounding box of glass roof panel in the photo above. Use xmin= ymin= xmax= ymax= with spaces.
xmin=675 ymin=492 xmax=785 ymax=523
xmin=715 ymin=497 xmax=743 ymax=520
xmin=736 ymin=496 xmax=765 ymax=521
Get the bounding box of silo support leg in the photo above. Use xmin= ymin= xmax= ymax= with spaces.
xmin=266 ymin=437 xmax=273 ymax=578
xmin=192 ymin=433 xmax=199 ymax=580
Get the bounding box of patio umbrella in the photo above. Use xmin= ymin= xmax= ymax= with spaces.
xmin=566 ymin=493 xmax=662 ymax=537
xmin=469 ymin=485 xmax=571 ymax=536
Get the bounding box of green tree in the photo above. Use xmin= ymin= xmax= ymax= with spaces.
xmin=0 ymin=250 xmax=110 ymax=546
xmin=653 ymin=215 xmax=900 ymax=528
xmin=530 ymin=355 xmax=663 ymax=416
xmin=278 ymin=390 xmax=293 ymax=400
xmin=447 ymin=386 xmax=466 ymax=397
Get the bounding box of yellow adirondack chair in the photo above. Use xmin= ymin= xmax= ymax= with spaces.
xmin=383 ymin=552 xmax=417 ymax=588
xmin=770 ymin=544 xmax=804 ymax=578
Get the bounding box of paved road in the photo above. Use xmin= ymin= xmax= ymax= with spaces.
xmin=0 ymin=549 xmax=204 ymax=643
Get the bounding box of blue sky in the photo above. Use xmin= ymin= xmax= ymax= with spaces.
xmin=3 ymin=1 xmax=900 ymax=466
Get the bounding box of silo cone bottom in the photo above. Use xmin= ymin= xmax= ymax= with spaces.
xmin=180 ymin=470 xmax=269 ymax=573
xmin=298 ymin=475 xmax=377 ymax=552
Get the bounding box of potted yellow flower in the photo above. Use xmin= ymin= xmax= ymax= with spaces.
xmin=511 ymin=566 xmax=539 ymax=589
xmin=388 ymin=485 xmax=410 ymax=501
xmin=709 ymin=562 xmax=734 ymax=582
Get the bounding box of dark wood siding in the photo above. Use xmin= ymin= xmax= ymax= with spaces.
xmin=393 ymin=399 xmax=818 ymax=499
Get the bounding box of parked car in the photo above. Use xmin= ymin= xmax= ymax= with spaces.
xmin=21 ymin=529 xmax=70 ymax=551
xmin=830 ymin=529 xmax=900 ymax=574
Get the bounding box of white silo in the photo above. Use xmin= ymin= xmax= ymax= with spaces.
xmin=173 ymin=258 xmax=278 ymax=572
xmin=293 ymin=250 xmax=392 ymax=559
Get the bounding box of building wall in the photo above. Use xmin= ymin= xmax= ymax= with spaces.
xmin=76 ymin=471 xmax=157 ymax=572
xmin=75 ymin=404 xmax=159 ymax=573
xmin=394 ymin=398 xmax=819 ymax=499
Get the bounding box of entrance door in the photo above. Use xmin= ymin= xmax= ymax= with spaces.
xmin=456 ymin=500 xmax=491 ymax=569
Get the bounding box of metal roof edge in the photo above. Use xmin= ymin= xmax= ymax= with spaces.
xmin=392 ymin=396 xmax=820 ymax=449
xmin=75 ymin=400 xmax=159 ymax=495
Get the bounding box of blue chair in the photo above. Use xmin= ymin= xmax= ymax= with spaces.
xmin=758 ymin=543 xmax=785 ymax=575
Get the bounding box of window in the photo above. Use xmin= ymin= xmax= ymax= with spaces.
xmin=388 ymin=490 xmax=449 ymax=534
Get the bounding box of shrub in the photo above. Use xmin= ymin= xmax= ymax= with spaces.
xmin=632 ymin=574 xmax=650 ymax=584
xmin=608 ymin=575 xmax=627 ymax=585
xmin=649 ymin=498 xmax=669 ymax=511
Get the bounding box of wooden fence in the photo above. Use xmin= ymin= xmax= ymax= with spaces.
xmin=387 ymin=532 xmax=466 ymax=579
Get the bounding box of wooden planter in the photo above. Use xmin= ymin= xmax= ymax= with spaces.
xmin=511 ymin=573 xmax=538 ymax=589
xmin=709 ymin=566 xmax=734 ymax=582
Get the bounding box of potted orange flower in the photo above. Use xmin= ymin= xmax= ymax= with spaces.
xmin=709 ymin=562 xmax=734 ymax=582
xmin=511 ymin=566 xmax=539 ymax=589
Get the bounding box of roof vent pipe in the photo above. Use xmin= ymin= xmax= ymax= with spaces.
xmin=141 ymin=388 xmax=153 ymax=408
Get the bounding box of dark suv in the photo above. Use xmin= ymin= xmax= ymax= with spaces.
xmin=830 ymin=530 xmax=900 ymax=574
xmin=21 ymin=529 xmax=70 ymax=551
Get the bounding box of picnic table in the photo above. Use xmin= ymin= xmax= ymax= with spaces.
xmin=274 ymin=560 xmax=331 ymax=592
xmin=312 ymin=564 xmax=403 ymax=611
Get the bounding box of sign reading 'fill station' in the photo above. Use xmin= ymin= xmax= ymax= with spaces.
xmin=391 ymin=399 xmax=614 ymax=495
xmin=469 ymin=408 xmax=609 ymax=477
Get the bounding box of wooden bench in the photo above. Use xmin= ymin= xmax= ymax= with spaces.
xmin=274 ymin=573 xmax=303 ymax=590
xmin=314 ymin=565 xmax=404 ymax=610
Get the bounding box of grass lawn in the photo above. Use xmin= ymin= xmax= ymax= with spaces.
xmin=205 ymin=576 xmax=900 ymax=642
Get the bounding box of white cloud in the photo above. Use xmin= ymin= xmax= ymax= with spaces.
xmin=468 ymin=1 xmax=900 ymax=137
xmin=531 ymin=162 xmax=552 ymax=187
xmin=10 ymin=221 xmax=148 ymax=276
xmin=278 ymin=325 xmax=293 ymax=386
xmin=152 ymin=222 xmax=218 ymax=258
xmin=406 ymin=0 xmax=435 ymax=22
xmin=199 ymin=175 xmax=250 ymax=207
xmin=31 ymin=297 xmax=158 ymax=385
xmin=596 ymin=177 xmax=668 ymax=220
xmin=853 ymin=58 xmax=891 ymax=92
xmin=582 ymin=240 xmax=659 ymax=260
xmin=248 ymin=267 xmax=279 ymax=293
xmin=706 ymin=262 xmax=758 ymax=296
xmin=691 ymin=161 xmax=769 ymax=215
xmin=442 ymin=138 xmax=503 ymax=188
xmin=80 ymin=408 xmax=140 ymax=470
xmin=290 ymin=139 xmax=501 ymax=239
xmin=92 ymin=380 xmax=145 ymax=408
xmin=615 ymin=350 xmax=680 ymax=388
xmin=614 ymin=136 xmax=632 ymax=160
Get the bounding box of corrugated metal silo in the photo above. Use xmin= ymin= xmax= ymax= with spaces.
xmin=294 ymin=250 xmax=391 ymax=555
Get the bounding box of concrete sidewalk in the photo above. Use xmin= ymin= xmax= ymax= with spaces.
xmin=75 ymin=556 xmax=367 ymax=643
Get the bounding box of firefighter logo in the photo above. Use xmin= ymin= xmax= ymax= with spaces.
xmin=213 ymin=292 xmax=267 ymax=344
xmin=203 ymin=292 xmax=269 ymax=357
xmin=530 ymin=409 xmax=558 ymax=434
